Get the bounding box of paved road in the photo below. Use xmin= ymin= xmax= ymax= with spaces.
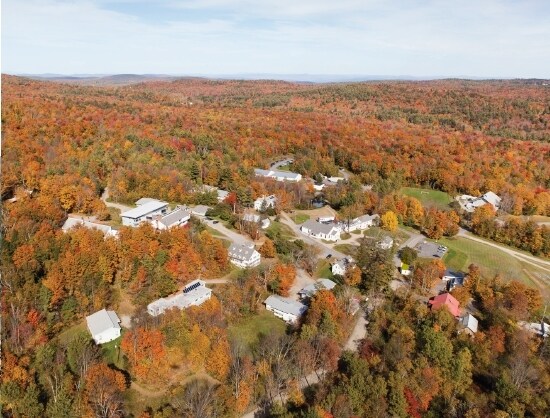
xmin=279 ymin=212 xmax=346 ymax=260
xmin=270 ymin=157 xmax=294 ymax=170
xmin=100 ymin=187 xmax=133 ymax=213
xmin=458 ymin=228 xmax=550 ymax=273
xmin=393 ymin=228 xmax=425 ymax=267
xmin=203 ymin=218 xmax=254 ymax=246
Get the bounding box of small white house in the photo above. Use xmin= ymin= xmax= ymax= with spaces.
xmin=400 ymin=263 xmax=411 ymax=276
xmin=254 ymin=195 xmax=277 ymax=211
xmin=86 ymin=309 xmax=121 ymax=344
xmin=332 ymin=257 xmax=354 ymax=276
xmin=147 ymin=280 xmax=212 ymax=317
xmin=121 ymin=200 xmax=169 ymax=227
xmin=151 ymin=207 xmax=191 ymax=230
xmin=459 ymin=191 xmax=501 ymax=213
xmin=265 ymin=295 xmax=308 ymax=323
xmin=317 ymin=215 xmax=335 ymax=223
xmin=228 ymin=243 xmax=261 ymax=268
xmin=301 ymin=219 xmax=341 ymax=242
xmin=459 ymin=313 xmax=479 ymax=336
xmin=377 ymin=236 xmax=394 ymax=250
xmin=343 ymin=214 xmax=379 ymax=232
xmin=62 ymin=217 xmax=119 ymax=238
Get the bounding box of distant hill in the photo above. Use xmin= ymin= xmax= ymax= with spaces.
xmin=24 ymin=73 xmax=185 ymax=86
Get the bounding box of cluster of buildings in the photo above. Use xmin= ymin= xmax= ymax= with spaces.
xmin=300 ymin=213 xmax=379 ymax=242
xmin=428 ymin=293 xmax=479 ymax=335
xmin=264 ymin=278 xmax=338 ymax=323
xmin=457 ymin=191 xmax=501 ymax=213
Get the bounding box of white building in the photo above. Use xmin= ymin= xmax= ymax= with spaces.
xmin=121 ymin=200 xmax=169 ymax=227
xmin=459 ymin=313 xmax=479 ymax=336
xmin=150 ymin=207 xmax=191 ymax=230
xmin=318 ymin=215 xmax=335 ymax=223
xmin=400 ymin=263 xmax=411 ymax=276
xmin=332 ymin=257 xmax=354 ymax=276
xmin=301 ymin=219 xmax=341 ymax=242
xmin=377 ymin=236 xmax=394 ymax=250
xmin=265 ymin=295 xmax=308 ymax=323
xmin=62 ymin=217 xmax=119 ymax=238
xmin=254 ymin=168 xmax=302 ymax=182
xmin=519 ymin=321 xmax=550 ymax=338
xmin=254 ymin=195 xmax=277 ymax=211
xmin=243 ymin=212 xmax=261 ymax=223
xmin=298 ymin=279 xmax=337 ymax=299
xmin=459 ymin=191 xmax=502 ymax=213
xmin=343 ymin=214 xmax=379 ymax=232
xmin=147 ymin=280 xmax=212 ymax=317
xmin=261 ymin=218 xmax=271 ymax=229
xmin=86 ymin=309 xmax=121 ymax=344
xmin=228 ymin=243 xmax=261 ymax=268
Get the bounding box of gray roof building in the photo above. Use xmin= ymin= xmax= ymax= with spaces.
xmin=121 ymin=200 xmax=168 ymax=220
xmin=191 ymin=205 xmax=211 ymax=217
xmin=298 ymin=279 xmax=337 ymax=298
xmin=157 ymin=207 xmax=190 ymax=228
xmin=265 ymin=295 xmax=308 ymax=318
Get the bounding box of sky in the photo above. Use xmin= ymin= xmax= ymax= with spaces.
xmin=2 ymin=0 xmax=550 ymax=78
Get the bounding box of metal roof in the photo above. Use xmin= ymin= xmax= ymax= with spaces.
xmin=228 ymin=243 xmax=259 ymax=262
xmin=265 ymin=295 xmax=308 ymax=316
xmin=121 ymin=200 xmax=168 ymax=219
xmin=86 ymin=309 xmax=121 ymax=337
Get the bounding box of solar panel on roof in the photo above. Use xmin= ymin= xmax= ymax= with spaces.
xmin=184 ymin=281 xmax=201 ymax=293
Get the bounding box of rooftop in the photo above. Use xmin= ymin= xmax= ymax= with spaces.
xmin=298 ymin=279 xmax=337 ymax=297
xmin=86 ymin=309 xmax=121 ymax=336
xmin=121 ymin=200 xmax=168 ymax=219
xmin=159 ymin=207 xmax=190 ymax=227
xmin=228 ymin=242 xmax=258 ymax=262
xmin=302 ymin=219 xmax=339 ymax=235
xmin=265 ymin=295 xmax=308 ymax=317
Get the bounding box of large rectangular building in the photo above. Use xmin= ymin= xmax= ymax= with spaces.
xmin=121 ymin=200 xmax=169 ymax=227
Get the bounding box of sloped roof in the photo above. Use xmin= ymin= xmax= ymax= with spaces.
xmin=86 ymin=309 xmax=121 ymax=337
xmin=121 ymin=200 xmax=168 ymax=219
xmin=191 ymin=205 xmax=211 ymax=216
xmin=135 ymin=197 xmax=159 ymax=206
xmin=228 ymin=243 xmax=259 ymax=262
xmin=265 ymin=295 xmax=308 ymax=317
xmin=460 ymin=313 xmax=478 ymax=333
xmin=429 ymin=293 xmax=460 ymax=317
xmin=254 ymin=168 xmax=301 ymax=181
xmin=298 ymin=279 xmax=337 ymax=297
xmin=160 ymin=207 xmax=190 ymax=227
xmin=302 ymin=219 xmax=339 ymax=235
xmin=62 ymin=217 xmax=113 ymax=235
xmin=482 ymin=191 xmax=501 ymax=207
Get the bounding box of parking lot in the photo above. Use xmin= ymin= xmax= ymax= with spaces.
xmin=415 ymin=241 xmax=448 ymax=259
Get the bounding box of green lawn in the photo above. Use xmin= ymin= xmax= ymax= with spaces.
xmin=340 ymin=232 xmax=352 ymax=240
xmin=228 ymin=311 xmax=287 ymax=348
xmin=334 ymin=244 xmax=358 ymax=257
xmin=439 ymin=236 xmax=548 ymax=292
xmin=291 ymin=213 xmax=310 ymax=224
xmin=100 ymin=335 xmax=125 ymax=369
xmin=401 ymin=187 xmax=453 ymax=209
xmin=267 ymin=221 xmax=296 ymax=240
xmin=57 ymin=321 xmax=87 ymax=345
xmin=315 ymin=260 xmax=334 ymax=279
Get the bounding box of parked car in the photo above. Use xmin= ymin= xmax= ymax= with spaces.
xmin=326 ymin=254 xmax=333 ymax=259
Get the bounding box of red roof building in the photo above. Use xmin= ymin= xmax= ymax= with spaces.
xmin=428 ymin=293 xmax=460 ymax=317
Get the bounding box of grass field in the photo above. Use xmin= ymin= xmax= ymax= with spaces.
xmin=439 ymin=236 xmax=549 ymax=298
xmin=334 ymin=244 xmax=358 ymax=257
xmin=228 ymin=311 xmax=287 ymax=348
xmin=57 ymin=321 xmax=87 ymax=345
xmin=291 ymin=213 xmax=310 ymax=224
xmin=101 ymin=335 xmax=125 ymax=369
xmin=401 ymin=187 xmax=453 ymax=209
xmin=315 ymin=260 xmax=334 ymax=279
xmin=267 ymin=221 xmax=296 ymax=240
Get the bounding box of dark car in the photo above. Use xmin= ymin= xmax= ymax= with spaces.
xmin=213 ymin=220 xmax=219 ymax=224
xmin=326 ymin=254 xmax=333 ymax=259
